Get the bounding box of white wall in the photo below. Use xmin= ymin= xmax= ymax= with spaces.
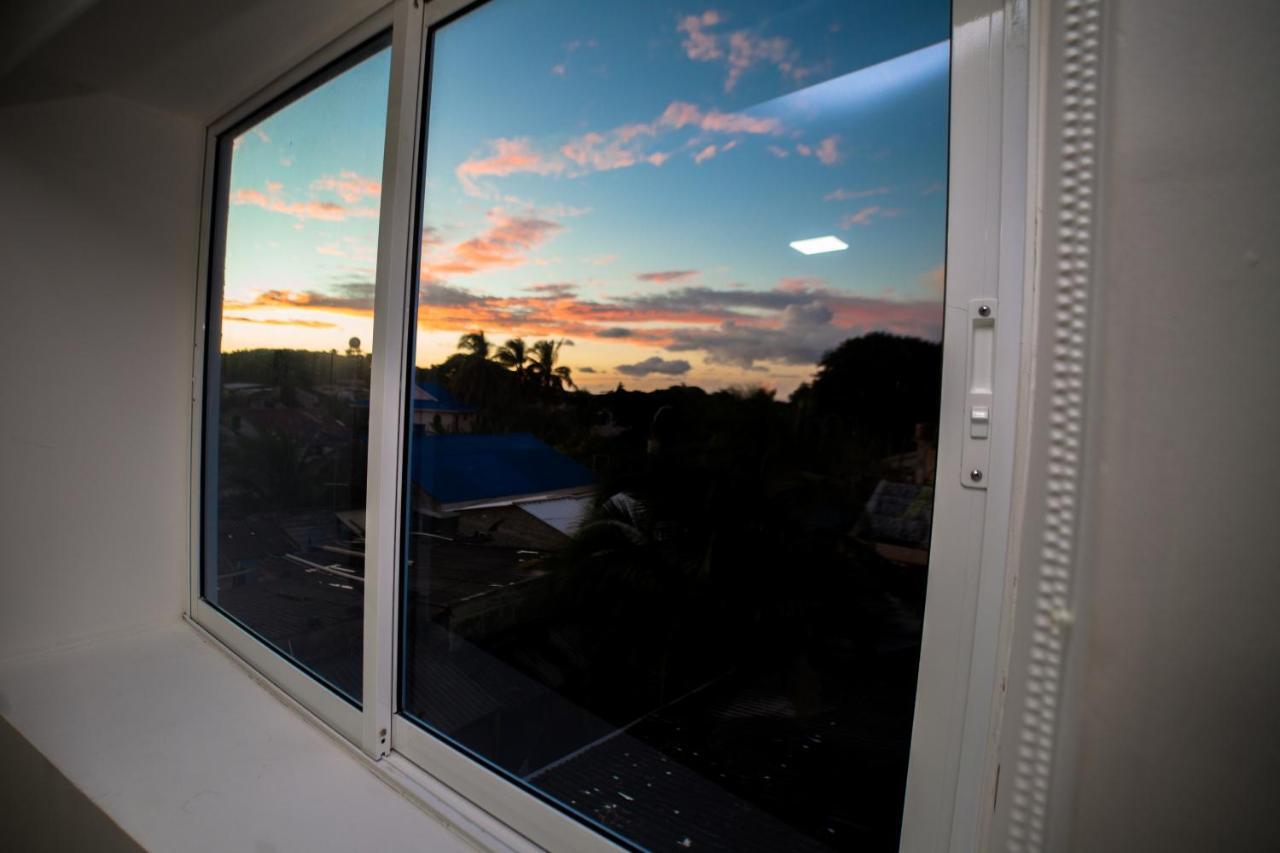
xmin=1062 ymin=1 xmax=1280 ymax=850
xmin=0 ymin=92 xmax=202 ymax=659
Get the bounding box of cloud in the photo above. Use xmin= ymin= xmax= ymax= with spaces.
xmin=692 ymin=139 xmax=737 ymax=164
xmin=677 ymin=11 xmax=723 ymax=60
xmin=637 ymin=269 xmax=698 ymax=283
xmin=225 ymin=282 xmax=375 ymax=316
xmin=663 ymin=293 xmax=942 ymax=370
xmin=725 ymin=30 xmax=794 ymax=92
xmin=839 ymin=205 xmax=904 ymax=228
xmin=525 ymin=282 xmax=578 ymax=297
xmin=312 ymin=171 xmax=381 ymax=203
xmin=578 ymin=366 xmax=598 ymax=374
xmin=418 ymin=280 xmax=484 ymax=308
xmin=658 ymin=101 xmax=779 ymax=134
xmin=229 ymin=183 xmax=377 ymax=221
xmin=824 ymin=186 xmax=891 ymax=201
xmin=795 ymin=135 xmax=841 ymax=165
xmin=778 ymin=276 xmax=826 ymax=293
xmin=561 ymin=131 xmax=646 ymax=173
xmin=456 ymin=137 xmax=564 ymax=196
xmin=453 ymin=101 xmax=781 ymax=194
xmin=423 ymin=209 xmax=564 ymax=277
xmin=616 ymin=356 xmax=692 ymax=377
xmin=921 ymin=264 xmax=945 ymax=296
xmin=814 ymin=135 xmax=840 ymax=165
xmin=675 ymin=10 xmax=812 ymax=92
xmin=766 ymin=144 xmax=790 ymax=158
xmin=596 ymin=327 xmax=634 ymax=338
xmin=224 ymin=316 xmax=337 ymax=329
xmin=551 ymin=63 xmax=567 ymax=76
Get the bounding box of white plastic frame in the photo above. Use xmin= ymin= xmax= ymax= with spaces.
xmin=188 ymin=4 xmax=399 ymax=753
xmin=188 ymin=0 xmax=1035 ymax=849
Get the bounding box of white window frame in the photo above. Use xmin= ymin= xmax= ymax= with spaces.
xmin=187 ymin=1 xmax=1036 ymax=850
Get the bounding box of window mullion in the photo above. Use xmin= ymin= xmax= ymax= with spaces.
xmin=362 ymin=0 xmax=430 ymax=760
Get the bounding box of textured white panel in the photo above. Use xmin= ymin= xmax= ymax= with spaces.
xmin=1005 ymin=2 xmax=1103 ymax=851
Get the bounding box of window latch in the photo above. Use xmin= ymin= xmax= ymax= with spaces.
xmin=962 ymin=298 xmax=997 ymax=489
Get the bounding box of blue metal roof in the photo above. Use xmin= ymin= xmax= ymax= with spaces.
xmin=409 ymin=432 xmax=595 ymax=505
xmin=413 ymin=381 xmax=475 ymax=413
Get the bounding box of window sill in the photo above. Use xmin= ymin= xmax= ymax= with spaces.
xmin=0 ymin=622 xmax=532 ymax=852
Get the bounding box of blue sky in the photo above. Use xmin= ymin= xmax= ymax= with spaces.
xmin=219 ymin=0 xmax=951 ymax=394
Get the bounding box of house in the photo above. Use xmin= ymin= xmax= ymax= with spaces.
xmin=410 ymin=381 xmax=476 ymax=434
xmin=408 ymin=432 xmax=596 ymax=550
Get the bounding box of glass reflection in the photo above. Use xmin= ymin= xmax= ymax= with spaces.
xmin=203 ymin=41 xmax=392 ymax=702
xmin=403 ymin=1 xmax=949 ymax=848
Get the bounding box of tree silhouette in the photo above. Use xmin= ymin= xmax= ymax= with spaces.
xmin=494 ymin=337 xmax=530 ymax=383
xmin=456 ymin=330 xmax=492 ymax=361
xmin=529 ymin=338 xmax=575 ymax=393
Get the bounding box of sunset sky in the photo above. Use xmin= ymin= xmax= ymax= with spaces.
xmin=220 ymin=0 xmax=951 ymax=394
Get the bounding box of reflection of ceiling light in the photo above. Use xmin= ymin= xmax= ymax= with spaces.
xmin=790 ymin=236 xmax=848 ymax=255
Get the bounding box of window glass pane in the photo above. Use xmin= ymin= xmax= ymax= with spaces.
xmin=402 ymin=1 xmax=948 ymax=848
xmin=203 ymin=39 xmax=392 ymax=704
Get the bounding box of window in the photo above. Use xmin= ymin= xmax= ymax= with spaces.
xmin=193 ymin=1 xmax=1025 ymax=850
xmin=200 ymin=33 xmax=393 ymax=704
xmin=398 ymin=0 xmax=949 ymax=849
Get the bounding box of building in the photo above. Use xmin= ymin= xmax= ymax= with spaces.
xmin=410 ymin=381 xmax=476 ymax=434
xmin=408 ymin=432 xmax=595 ymax=550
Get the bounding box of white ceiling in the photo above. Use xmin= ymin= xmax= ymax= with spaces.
xmin=0 ymin=0 xmax=388 ymax=121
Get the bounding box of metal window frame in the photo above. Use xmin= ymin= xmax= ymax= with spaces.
xmin=187 ymin=0 xmax=1036 ymax=849
xmin=187 ymin=3 xmax=398 ymax=754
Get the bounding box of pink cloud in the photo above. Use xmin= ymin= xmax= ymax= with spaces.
xmin=456 ymin=137 xmax=564 ymax=196
xmin=839 ymin=205 xmax=905 ymax=228
xmin=794 ymin=135 xmax=841 ymax=166
xmin=824 ymin=186 xmax=891 ymax=201
xmin=424 ymin=208 xmax=564 ymax=277
xmin=551 ymin=63 xmax=567 ymax=77
xmin=726 ymin=30 xmax=792 ymax=92
xmin=674 ymin=10 xmax=810 ymax=92
xmin=677 ymin=10 xmax=723 ymax=61
xmin=815 ymin=135 xmax=841 ymax=165
xmin=921 ymin=264 xmax=946 ymax=296
xmin=453 ymin=101 xmax=781 ymax=193
xmin=224 ymin=316 xmax=337 ymax=329
xmin=766 ymin=145 xmax=790 ymax=158
xmin=693 ymin=144 xmax=718 ymax=164
xmin=229 ymin=184 xmax=372 ymax=222
xmin=560 ymin=132 xmax=644 ymax=173
xmin=312 ymin=170 xmax=381 ymax=203
xmin=658 ymin=100 xmax=780 ymax=135
xmin=778 ymin=276 xmax=826 ymax=293
xmin=637 ymin=270 xmax=699 ymax=283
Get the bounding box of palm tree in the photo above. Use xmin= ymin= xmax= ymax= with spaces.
xmin=529 ymin=338 xmax=575 ymax=392
xmin=456 ymin=330 xmax=491 ymax=361
xmin=493 ymin=337 xmax=529 ymax=381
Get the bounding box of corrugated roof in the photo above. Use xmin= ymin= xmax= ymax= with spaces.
xmin=410 ymin=433 xmax=595 ymax=506
xmin=412 ymin=381 xmax=475 ymax=413
xmin=519 ymin=496 xmax=594 ymax=536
